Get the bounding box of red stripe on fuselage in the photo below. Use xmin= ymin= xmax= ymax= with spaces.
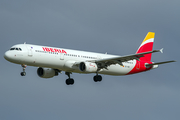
xmin=127 ymin=60 xmax=152 ymax=75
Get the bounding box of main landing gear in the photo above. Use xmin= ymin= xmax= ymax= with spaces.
xmin=65 ymin=72 xmax=102 ymax=85
xmin=20 ymin=64 xmax=26 ymax=76
xmin=93 ymin=74 xmax=102 ymax=82
xmin=65 ymin=72 xmax=74 ymax=85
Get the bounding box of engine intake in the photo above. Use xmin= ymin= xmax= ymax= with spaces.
xmin=79 ymin=62 xmax=98 ymax=73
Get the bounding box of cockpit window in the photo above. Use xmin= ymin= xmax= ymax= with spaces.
xmin=10 ymin=48 xmax=15 ymax=50
xmin=10 ymin=48 xmax=22 ymax=51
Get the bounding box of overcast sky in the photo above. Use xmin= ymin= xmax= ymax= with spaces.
xmin=0 ymin=0 xmax=180 ymax=120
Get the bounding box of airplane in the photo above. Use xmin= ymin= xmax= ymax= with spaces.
xmin=4 ymin=32 xmax=175 ymax=85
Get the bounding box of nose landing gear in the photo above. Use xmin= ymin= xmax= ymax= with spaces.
xmin=20 ymin=64 xmax=27 ymax=76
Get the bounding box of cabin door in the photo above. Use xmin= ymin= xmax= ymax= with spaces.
xmin=60 ymin=53 xmax=64 ymax=60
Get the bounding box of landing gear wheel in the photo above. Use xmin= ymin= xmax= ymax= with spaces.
xmin=93 ymin=76 xmax=98 ymax=82
xmin=65 ymin=72 xmax=74 ymax=85
xmin=66 ymin=78 xmax=74 ymax=85
xmin=21 ymin=72 xmax=26 ymax=76
xmin=93 ymin=75 xmax=102 ymax=82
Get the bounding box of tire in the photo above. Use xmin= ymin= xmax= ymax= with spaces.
xmin=97 ymin=75 xmax=102 ymax=81
xmin=66 ymin=79 xmax=70 ymax=85
xmin=93 ymin=75 xmax=102 ymax=82
xmin=20 ymin=72 xmax=26 ymax=76
xmin=70 ymin=79 xmax=74 ymax=85
xmin=66 ymin=79 xmax=74 ymax=85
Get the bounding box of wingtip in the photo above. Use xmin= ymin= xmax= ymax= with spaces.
xmin=160 ymin=48 xmax=163 ymax=53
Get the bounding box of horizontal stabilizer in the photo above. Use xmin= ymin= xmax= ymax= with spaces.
xmin=146 ymin=60 xmax=176 ymax=67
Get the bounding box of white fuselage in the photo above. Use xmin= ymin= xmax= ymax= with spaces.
xmin=4 ymin=44 xmax=137 ymax=76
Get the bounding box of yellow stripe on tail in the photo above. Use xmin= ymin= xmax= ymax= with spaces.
xmin=141 ymin=32 xmax=155 ymax=45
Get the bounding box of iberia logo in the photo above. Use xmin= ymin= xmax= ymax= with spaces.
xmin=42 ymin=47 xmax=67 ymax=54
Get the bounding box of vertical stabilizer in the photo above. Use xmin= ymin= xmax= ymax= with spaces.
xmin=136 ymin=32 xmax=155 ymax=61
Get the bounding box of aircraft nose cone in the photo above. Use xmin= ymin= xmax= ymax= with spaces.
xmin=4 ymin=51 xmax=11 ymax=60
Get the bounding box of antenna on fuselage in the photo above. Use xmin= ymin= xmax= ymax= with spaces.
xmin=24 ymin=42 xmax=26 ymax=44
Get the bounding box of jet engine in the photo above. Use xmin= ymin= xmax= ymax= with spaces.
xmin=37 ymin=67 xmax=58 ymax=78
xmin=79 ymin=62 xmax=98 ymax=73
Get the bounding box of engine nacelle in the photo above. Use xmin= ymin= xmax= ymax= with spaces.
xmin=37 ymin=67 xmax=58 ymax=78
xmin=79 ymin=62 xmax=98 ymax=73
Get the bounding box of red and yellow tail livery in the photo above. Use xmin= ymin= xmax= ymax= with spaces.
xmin=136 ymin=32 xmax=155 ymax=62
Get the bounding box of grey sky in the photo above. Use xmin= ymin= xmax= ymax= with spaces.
xmin=0 ymin=0 xmax=179 ymax=120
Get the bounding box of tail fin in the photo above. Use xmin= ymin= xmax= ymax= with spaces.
xmin=136 ymin=32 xmax=155 ymax=62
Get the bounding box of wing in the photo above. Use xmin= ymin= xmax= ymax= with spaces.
xmin=88 ymin=49 xmax=163 ymax=70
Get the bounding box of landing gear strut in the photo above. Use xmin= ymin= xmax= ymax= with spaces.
xmin=93 ymin=73 xmax=102 ymax=82
xmin=20 ymin=64 xmax=26 ymax=76
xmin=65 ymin=72 xmax=74 ymax=85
